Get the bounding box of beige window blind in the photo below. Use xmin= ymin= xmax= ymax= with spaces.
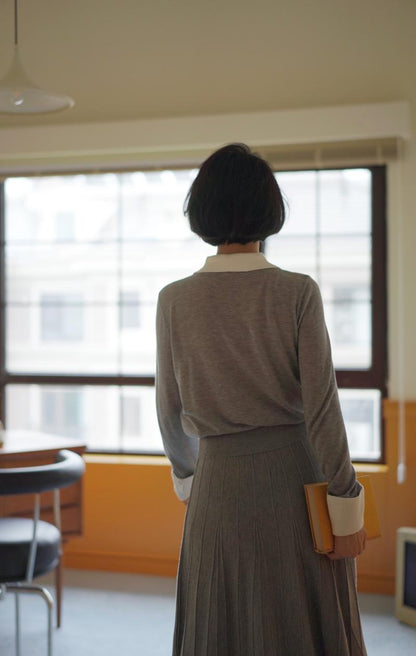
xmin=257 ymin=137 xmax=400 ymax=171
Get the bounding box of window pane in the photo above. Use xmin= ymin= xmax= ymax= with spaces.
xmin=120 ymin=386 xmax=162 ymax=452
xmin=265 ymin=235 xmax=318 ymax=279
xmin=120 ymin=291 xmax=141 ymax=330
xmin=6 ymin=305 xmax=119 ymax=373
xmin=6 ymin=384 xmax=84 ymax=437
xmin=6 ymin=384 xmax=381 ymax=459
xmin=6 ymin=243 xmax=119 ymax=304
xmin=40 ymin=294 xmax=84 ymax=341
xmin=120 ymin=169 xmax=198 ymax=241
xmin=120 ymin=239 xmax=213 ymax=375
xmin=5 ymin=175 xmax=120 ymax=243
xmin=274 ymin=171 xmax=317 ymax=235
xmin=5 ymin=172 xmax=213 ymax=377
xmin=6 ymin=385 xmax=163 ymax=453
xmin=320 ymin=235 xmax=371 ymax=293
xmin=339 ymin=389 xmax=381 ymax=460
xmin=265 ymin=171 xmax=373 ymax=372
xmin=41 ymin=387 xmax=83 ymax=437
xmin=319 ymin=169 xmax=371 ymax=235
xmin=120 ymin=300 xmax=156 ymax=375
xmin=325 ymin=300 xmax=371 ymax=369
xmin=55 ymin=212 xmax=75 ymax=242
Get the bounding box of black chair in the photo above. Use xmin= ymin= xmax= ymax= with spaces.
xmin=0 ymin=449 xmax=85 ymax=656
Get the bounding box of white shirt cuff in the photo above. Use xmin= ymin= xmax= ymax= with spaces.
xmin=327 ymin=486 xmax=365 ymax=536
xmin=171 ymin=469 xmax=194 ymax=501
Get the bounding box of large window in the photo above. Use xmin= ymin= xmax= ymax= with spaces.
xmin=0 ymin=166 xmax=386 ymax=460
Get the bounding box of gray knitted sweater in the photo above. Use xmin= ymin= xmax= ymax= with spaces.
xmin=156 ymin=252 xmax=364 ymax=536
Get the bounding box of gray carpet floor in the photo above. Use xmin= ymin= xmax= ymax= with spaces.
xmin=0 ymin=569 xmax=415 ymax=655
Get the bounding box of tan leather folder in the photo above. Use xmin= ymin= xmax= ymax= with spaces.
xmin=304 ymin=474 xmax=381 ymax=554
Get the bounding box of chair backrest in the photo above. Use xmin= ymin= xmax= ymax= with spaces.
xmin=0 ymin=449 xmax=85 ymax=496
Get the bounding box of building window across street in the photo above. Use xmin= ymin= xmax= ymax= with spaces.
xmin=0 ymin=166 xmax=386 ymax=460
xmin=41 ymin=293 xmax=84 ymax=342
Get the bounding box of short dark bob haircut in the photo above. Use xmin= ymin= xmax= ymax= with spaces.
xmin=184 ymin=143 xmax=286 ymax=246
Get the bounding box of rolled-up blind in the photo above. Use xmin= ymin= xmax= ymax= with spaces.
xmin=257 ymin=137 xmax=400 ymax=171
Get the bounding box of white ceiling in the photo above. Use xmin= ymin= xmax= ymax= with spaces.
xmin=0 ymin=0 xmax=415 ymax=129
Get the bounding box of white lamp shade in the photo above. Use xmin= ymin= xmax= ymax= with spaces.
xmin=0 ymin=46 xmax=74 ymax=114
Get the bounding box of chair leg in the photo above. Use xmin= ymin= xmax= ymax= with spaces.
xmin=15 ymin=591 xmax=21 ymax=656
xmin=7 ymin=584 xmax=54 ymax=656
xmin=55 ymin=558 xmax=63 ymax=628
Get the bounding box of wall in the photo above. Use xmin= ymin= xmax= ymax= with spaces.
xmin=64 ymin=400 xmax=416 ymax=594
xmin=357 ymin=401 xmax=416 ymax=593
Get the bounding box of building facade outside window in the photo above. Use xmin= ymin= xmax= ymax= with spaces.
xmin=41 ymin=293 xmax=84 ymax=342
xmin=120 ymin=291 xmax=141 ymax=330
xmin=41 ymin=387 xmax=83 ymax=438
xmin=0 ymin=166 xmax=386 ymax=461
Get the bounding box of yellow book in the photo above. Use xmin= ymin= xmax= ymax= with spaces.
xmin=304 ymin=475 xmax=381 ymax=554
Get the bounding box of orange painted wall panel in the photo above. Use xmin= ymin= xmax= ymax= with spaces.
xmin=64 ymin=457 xmax=185 ymax=575
xmin=356 ymin=401 xmax=416 ymax=593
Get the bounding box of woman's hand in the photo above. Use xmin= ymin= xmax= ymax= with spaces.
xmin=326 ymin=527 xmax=367 ymax=560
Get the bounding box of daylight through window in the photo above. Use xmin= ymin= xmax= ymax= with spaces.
xmin=0 ymin=166 xmax=386 ymax=460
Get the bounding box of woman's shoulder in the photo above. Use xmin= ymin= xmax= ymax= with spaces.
xmin=158 ymin=274 xmax=196 ymax=305
xmin=261 ymin=267 xmax=323 ymax=314
xmin=271 ymin=265 xmax=310 ymax=284
xmin=267 ymin=266 xmax=317 ymax=294
xmin=158 ymin=266 xmax=319 ymax=307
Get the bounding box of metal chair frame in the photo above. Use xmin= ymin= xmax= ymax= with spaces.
xmin=0 ymin=449 xmax=85 ymax=656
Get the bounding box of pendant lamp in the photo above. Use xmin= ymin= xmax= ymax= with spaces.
xmin=0 ymin=0 xmax=74 ymax=114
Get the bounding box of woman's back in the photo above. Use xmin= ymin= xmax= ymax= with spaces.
xmin=158 ymin=260 xmax=305 ymax=436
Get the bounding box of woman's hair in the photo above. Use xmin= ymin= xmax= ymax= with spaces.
xmin=183 ymin=143 xmax=286 ymax=246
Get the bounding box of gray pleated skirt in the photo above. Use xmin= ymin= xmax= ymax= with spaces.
xmin=172 ymin=424 xmax=368 ymax=656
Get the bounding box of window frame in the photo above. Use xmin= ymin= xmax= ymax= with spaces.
xmin=0 ymin=165 xmax=387 ymax=461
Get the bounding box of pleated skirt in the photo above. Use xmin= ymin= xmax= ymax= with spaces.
xmin=172 ymin=424 xmax=368 ymax=656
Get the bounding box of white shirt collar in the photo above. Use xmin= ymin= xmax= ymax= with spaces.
xmin=196 ymin=252 xmax=277 ymax=273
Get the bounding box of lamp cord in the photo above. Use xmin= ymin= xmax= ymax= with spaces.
xmin=14 ymin=0 xmax=18 ymax=46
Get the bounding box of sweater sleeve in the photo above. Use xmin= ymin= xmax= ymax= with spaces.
xmin=298 ymin=277 xmax=364 ymax=537
xmin=155 ymin=295 xmax=199 ymax=502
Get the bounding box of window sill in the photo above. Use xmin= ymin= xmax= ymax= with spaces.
xmin=84 ymin=453 xmax=170 ymax=466
xmin=353 ymin=462 xmax=388 ymax=475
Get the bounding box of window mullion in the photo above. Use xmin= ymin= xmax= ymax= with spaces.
xmin=370 ymin=166 xmax=388 ymax=396
xmin=335 ymin=370 xmax=379 ymax=389
xmin=2 ymin=373 xmax=155 ymax=386
xmin=0 ymin=183 xmax=5 ymax=423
